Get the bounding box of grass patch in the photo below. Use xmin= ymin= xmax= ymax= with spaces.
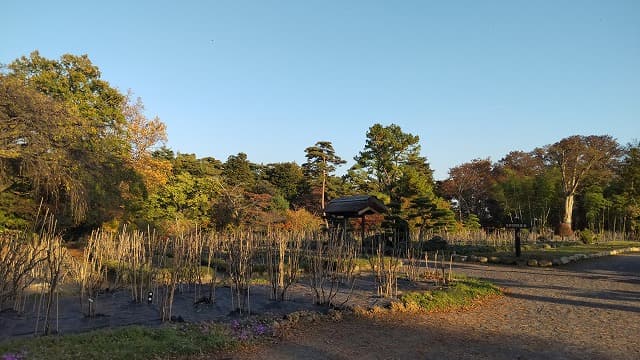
xmin=398 ymin=278 xmax=501 ymax=313
xmin=504 ymin=241 xmax=640 ymax=260
xmin=0 ymin=323 xmax=237 ymax=360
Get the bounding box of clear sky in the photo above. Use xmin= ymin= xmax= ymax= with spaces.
xmin=3 ymin=0 xmax=639 ymax=179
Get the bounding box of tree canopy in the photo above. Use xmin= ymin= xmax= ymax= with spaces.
xmin=2 ymin=51 xmax=637 ymax=239
xmin=545 ymin=135 xmax=621 ymax=234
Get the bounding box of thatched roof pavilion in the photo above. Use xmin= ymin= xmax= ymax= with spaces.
xmin=324 ymin=195 xmax=387 ymax=218
xmin=324 ymin=195 xmax=387 ymax=239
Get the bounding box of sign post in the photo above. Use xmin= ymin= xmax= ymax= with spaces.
xmin=505 ymin=221 xmax=529 ymax=257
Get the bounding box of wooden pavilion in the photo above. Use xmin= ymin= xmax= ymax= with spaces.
xmin=324 ymin=195 xmax=388 ymax=240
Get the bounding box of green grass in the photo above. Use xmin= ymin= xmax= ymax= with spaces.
xmin=399 ymin=278 xmax=501 ymax=312
xmin=0 ymin=323 xmax=237 ymax=360
xmin=504 ymin=241 xmax=640 ymax=260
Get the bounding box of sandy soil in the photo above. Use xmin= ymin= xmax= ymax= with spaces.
xmin=217 ymin=254 xmax=640 ymax=360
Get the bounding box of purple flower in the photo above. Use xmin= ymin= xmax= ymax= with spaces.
xmin=254 ymin=324 xmax=268 ymax=335
xmin=2 ymin=354 xmax=20 ymax=360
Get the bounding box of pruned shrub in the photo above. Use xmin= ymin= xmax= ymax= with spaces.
xmin=579 ymin=229 xmax=595 ymax=244
xmin=424 ymin=236 xmax=447 ymax=251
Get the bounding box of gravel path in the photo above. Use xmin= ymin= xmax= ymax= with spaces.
xmin=224 ymin=254 xmax=640 ymax=360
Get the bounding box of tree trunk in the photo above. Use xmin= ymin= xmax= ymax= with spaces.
xmin=321 ymin=169 xmax=328 ymax=228
xmin=559 ymin=194 xmax=575 ymax=236
xmin=562 ymin=194 xmax=574 ymax=225
xmin=321 ymin=170 xmax=326 ymax=211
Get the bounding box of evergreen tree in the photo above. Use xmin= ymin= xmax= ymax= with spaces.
xmin=354 ymin=124 xmax=437 ymax=229
xmin=303 ymin=141 xmax=345 ymax=213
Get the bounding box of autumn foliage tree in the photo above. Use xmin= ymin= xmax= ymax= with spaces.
xmin=122 ymin=92 xmax=172 ymax=192
xmin=441 ymin=158 xmax=494 ymax=224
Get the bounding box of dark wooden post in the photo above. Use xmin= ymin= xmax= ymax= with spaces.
xmin=506 ymin=220 xmax=527 ymax=258
xmin=361 ymin=215 xmax=366 ymax=243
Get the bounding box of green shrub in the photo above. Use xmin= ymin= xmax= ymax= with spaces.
xmin=424 ymin=236 xmax=448 ymax=251
xmin=399 ymin=278 xmax=501 ymax=312
xmin=579 ymin=229 xmax=595 ymax=244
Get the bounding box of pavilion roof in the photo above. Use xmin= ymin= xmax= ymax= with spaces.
xmin=324 ymin=195 xmax=387 ymax=218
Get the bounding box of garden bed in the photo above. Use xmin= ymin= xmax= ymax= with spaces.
xmin=451 ymin=241 xmax=640 ymax=267
xmin=0 ymin=275 xmax=502 ymax=360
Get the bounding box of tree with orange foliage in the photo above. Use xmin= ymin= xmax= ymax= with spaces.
xmin=122 ymin=92 xmax=172 ymax=192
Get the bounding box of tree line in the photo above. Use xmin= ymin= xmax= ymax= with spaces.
xmin=440 ymin=135 xmax=638 ymax=236
xmin=1 ymin=52 xmax=638 ymax=238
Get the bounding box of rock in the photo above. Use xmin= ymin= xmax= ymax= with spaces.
xmin=452 ymin=255 xmax=468 ymax=262
xmin=527 ymin=259 xmax=539 ymax=267
xmin=560 ymin=256 xmax=570 ymax=265
xmin=489 ymin=256 xmax=501 ymax=264
xmin=478 ymin=256 xmax=488 ymax=263
xmin=469 ymin=255 xmax=479 ymax=262
xmin=552 ymin=258 xmax=562 ymax=266
xmin=538 ymin=260 xmax=553 ymax=267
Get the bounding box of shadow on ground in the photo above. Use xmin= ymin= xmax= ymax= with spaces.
xmin=221 ymin=313 xmax=615 ymax=360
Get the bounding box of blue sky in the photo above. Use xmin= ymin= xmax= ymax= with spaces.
xmin=3 ymin=0 xmax=639 ymax=179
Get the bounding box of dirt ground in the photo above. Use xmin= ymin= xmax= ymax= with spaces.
xmin=217 ymin=254 xmax=640 ymax=360
xmin=0 ymin=283 xmax=320 ymax=341
xmin=2 ymin=255 xmax=639 ymax=359
xmin=0 ymin=271 xmax=412 ymax=341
